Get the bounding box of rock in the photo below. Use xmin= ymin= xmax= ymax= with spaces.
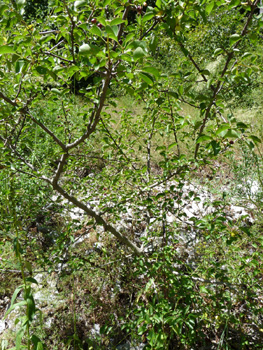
xmin=0 ymin=320 xmax=6 ymax=334
xmin=116 ymin=341 xmax=145 ymax=350
xmin=90 ymin=323 xmax=100 ymax=336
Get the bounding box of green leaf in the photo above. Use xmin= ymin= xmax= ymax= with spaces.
xmin=249 ymin=135 xmax=261 ymax=144
xmin=12 ymin=53 xmax=20 ymax=63
xmin=156 ymin=0 xmax=162 ymax=9
xmin=149 ymin=35 xmax=158 ymax=54
xmin=142 ymin=12 xmax=155 ymax=23
xmin=206 ymin=78 xmax=213 ymax=89
xmin=201 ymin=69 xmax=210 ymax=76
xmin=138 ymin=325 xmax=147 ymax=335
xmin=138 ymin=72 xmax=153 ymax=85
xmin=200 ymin=285 xmax=209 ymax=293
xmin=103 ymin=0 xmax=111 ymax=6
xmin=105 ymin=25 xmax=118 ymax=41
xmin=27 ymin=296 xmax=36 ymax=321
xmin=229 ymin=0 xmax=240 ymax=8
xmin=141 ymin=66 xmax=160 ymax=78
xmin=74 ymin=0 xmax=86 ymax=8
xmin=230 ymin=34 xmax=241 ymax=46
xmin=36 ymin=342 xmax=44 ymax=350
xmin=47 ymin=69 xmax=57 ymax=81
xmin=35 ymin=66 xmax=48 ymax=75
xmin=111 ymin=25 xmax=119 ymax=37
xmin=167 ymin=91 xmax=178 ymax=98
xmin=242 ymin=52 xmax=252 ymax=59
xmin=178 ymin=85 xmax=184 ymax=95
xmin=39 ymin=34 xmax=54 ymax=45
xmin=110 ymin=18 xmax=125 ymax=26
xmin=96 ymin=16 xmax=106 ymax=26
xmin=4 ymin=301 xmax=27 ymax=319
xmin=129 ymin=40 xmax=147 ymax=50
xmin=24 ymin=261 xmax=32 ymax=274
xmin=51 ymin=88 xmax=63 ymax=95
xmin=15 ymin=60 xmax=25 ymax=73
xmin=236 ymin=122 xmax=248 ymax=129
xmin=216 ymin=124 xmax=230 ymax=137
xmin=26 ymin=277 xmax=38 ymax=284
xmin=214 ymin=48 xmax=223 ymax=56
xmin=79 ymin=43 xmax=91 ymax=55
xmin=0 ymin=46 xmax=15 ymax=54
xmin=224 ymin=129 xmax=240 ymax=139
xmin=89 ymin=26 xmax=102 ymax=37
xmin=16 ymin=328 xmax=25 ymax=350
xmin=79 ymin=43 xmax=100 ymax=56
xmin=196 ymin=135 xmax=212 ymax=143
xmin=133 ymin=47 xmax=146 ymax=61
xmin=206 ymin=2 xmax=214 ymax=14
xmin=10 ymin=286 xmax=23 ymax=309
xmin=0 ymin=5 xmax=8 ymax=15
xmin=53 ymin=65 xmax=64 ymax=73
xmin=17 ymin=0 xmax=26 ymax=6
xmin=209 ymin=140 xmax=221 ymax=156
xmin=168 ymin=142 xmax=178 ymax=150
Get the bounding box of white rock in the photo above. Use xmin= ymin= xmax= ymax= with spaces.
xmin=0 ymin=320 xmax=6 ymax=334
xmin=90 ymin=323 xmax=100 ymax=336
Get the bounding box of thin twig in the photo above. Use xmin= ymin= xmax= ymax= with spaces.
xmin=100 ymin=118 xmax=146 ymax=182
xmin=26 ymin=109 xmax=67 ymax=151
xmin=0 ymin=91 xmax=17 ymax=107
xmin=193 ymin=1 xmax=259 ymax=158
xmin=62 ymin=0 xmax=76 ymax=63
xmin=14 ymin=115 xmax=27 ymax=148
xmin=48 ymin=39 xmax=65 ymax=52
xmin=178 ymin=42 xmax=211 ymax=86
xmin=39 ymin=30 xmax=59 ymax=35
xmin=52 ymin=153 xmax=68 ymax=185
xmin=0 ymin=135 xmax=37 ymax=172
xmin=43 ymin=51 xmax=74 ymax=63
xmin=113 ymin=0 xmax=132 ymax=50
xmin=66 ymin=71 xmax=112 ymax=150
xmin=140 ymin=18 xmax=160 ymax=40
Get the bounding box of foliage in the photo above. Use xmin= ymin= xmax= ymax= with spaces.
xmin=116 ymin=206 xmax=263 ymax=349
xmin=23 ymin=0 xmax=49 ymax=21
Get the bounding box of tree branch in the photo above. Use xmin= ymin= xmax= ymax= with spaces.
xmin=101 ymin=165 xmax=186 ymax=215
xmin=62 ymin=0 xmax=76 ymax=63
xmin=52 ymin=153 xmax=68 ymax=185
xmin=43 ymin=51 xmax=74 ymax=63
xmin=25 ymin=109 xmax=67 ymax=152
xmin=0 ymin=91 xmax=17 ymax=107
xmin=194 ymin=1 xmax=259 ymax=158
xmin=0 ymin=135 xmax=38 ymax=172
xmin=52 ymin=182 xmax=143 ymax=255
xmin=48 ymin=39 xmax=65 ymax=53
xmin=140 ymin=18 xmax=160 ymax=40
xmin=66 ymin=70 xmax=111 ymax=150
xmin=39 ymin=30 xmax=59 ymax=35
xmin=0 ymin=92 xmax=68 ymax=152
xmin=113 ymin=0 xmax=132 ymax=50
xmin=167 ymin=94 xmax=181 ymax=157
xmin=178 ymin=42 xmax=210 ymax=86
xmin=100 ymin=118 xmax=147 ymax=183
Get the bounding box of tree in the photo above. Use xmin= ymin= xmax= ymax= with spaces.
xmin=0 ymin=0 xmax=260 ymax=253
xmin=0 ymin=0 xmax=263 ymax=348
